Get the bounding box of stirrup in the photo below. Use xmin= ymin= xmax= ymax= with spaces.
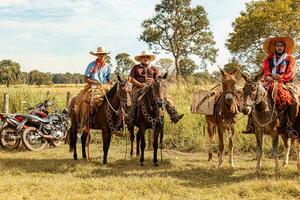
xmin=288 ymin=130 xmax=299 ymax=139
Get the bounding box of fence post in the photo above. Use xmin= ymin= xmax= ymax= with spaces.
xmin=46 ymin=91 xmax=50 ymax=97
xmin=66 ymin=92 xmax=72 ymax=108
xmin=3 ymin=93 xmax=9 ymax=113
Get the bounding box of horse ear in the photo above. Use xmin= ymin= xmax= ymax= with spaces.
xmin=117 ymin=74 xmax=122 ymax=82
xmin=253 ymin=68 xmax=264 ymax=82
xmin=218 ymin=65 xmax=226 ymax=77
xmin=228 ymin=68 xmax=238 ymax=76
xmin=162 ymin=72 xmax=168 ymax=79
xmin=240 ymin=71 xmax=248 ymax=82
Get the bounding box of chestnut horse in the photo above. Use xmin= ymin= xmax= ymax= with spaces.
xmin=68 ymin=76 xmax=132 ymax=164
xmin=241 ymin=72 xmax=300 ymax=173
xmin=206 ymin=68 xmax=240 ymax=168
xmin=128 ymin=73 xmax=167 ymax=166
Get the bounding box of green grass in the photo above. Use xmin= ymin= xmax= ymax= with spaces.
xmin=0 ymin=142 xmax=300 ymax=200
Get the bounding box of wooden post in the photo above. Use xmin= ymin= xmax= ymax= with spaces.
xmin=3 ymin=93 xmax=9 ymax=113
xmin=66 ymin=92 xmax=72 ymax=108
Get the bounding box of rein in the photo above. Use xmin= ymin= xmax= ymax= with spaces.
xmin=251 ymin=81 xmax=278 ymax=128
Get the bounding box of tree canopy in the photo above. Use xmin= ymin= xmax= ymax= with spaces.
xmin=226 ymin=0 xmax=300 ymax=70
xmin=139 ymin=0 xmax=217 ymax=80
xmin=0 ymin=60 xmax=21 ymax=87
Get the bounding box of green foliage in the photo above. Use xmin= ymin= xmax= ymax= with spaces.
xmin=27 ymin=70 xmax=52 ymax=86
xmin=114 ymin=53 xmax=135 ymax=78
xmin=156 ymin=58 xmax=174 ymax=74
xmin=226 ymin=0 xmax=300 ymax=70
xmin=139 ymin=0 xmax=217 ymax=79
xmin=51 ymin=73 xmax=85 ymax=84
xmin=179 ymin=58 xmax=197 ymax=77
xmin=0 ymin=59 xmax=21 ymax=87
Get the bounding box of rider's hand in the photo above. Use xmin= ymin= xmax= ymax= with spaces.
xmin=272 ymin=74 xmax=281 ymax=81
xmin=142 ymin=83 xmax=148 ymax=89
xmin=266 ymin=76 xmax=273 ymax=81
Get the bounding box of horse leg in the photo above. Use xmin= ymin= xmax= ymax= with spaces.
xmin=102 ymin=130 xmax=112 ymax=165
xmin=129 ymin=126 xmax=135 ymax=157
xmin=217 ymin=127 xmax=224 ymax=167
xmin=297 ymin=139 xmax=300 ymax=171
xmin=136 ymin=128 xmax=140 ymax=156
xmin=139 ymin=129 xmax=146 ymax=166
xmin=207 ymin=122 xmax=214 ymax=162
xmin=255 ymin=130 xmax=263 ymax=173
xmin=228 ymin=127 xmax=235 ymax=168
xmin=153 ymin=129 xmax=159 ymax=166
xmin=81 ymin=132 xmax=87 ymax=160
xmin=281 ymin=135 xmax=291 ymax=167
xmin=70 ymin=121 xmax=78 ymax=160
xmin=272 ymin=135 xmax=280 ymax=173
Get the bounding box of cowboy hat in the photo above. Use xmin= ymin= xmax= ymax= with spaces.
xmin=89 ymin=47 xmax=110 ymax=56
xmin=134 ymin=51 xmax=156 ymax=62
xmin=263 ymin=36 xmax=295 ymax=55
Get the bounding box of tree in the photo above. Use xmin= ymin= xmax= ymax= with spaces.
xmin=179 ymin=58 xmax=197 ymax=77
xmin=0 ymin=60 xmax=21 ymax=87
xmin=27 ymin=70 xmax=52 ymax=86
xmin=156 ymin=58 xmax=174 ymax=74
xmin=139 ymin=0 xmax=217 ymax=80
xmin=226 ymin=0 xmax=300 ymax=70
xmin=114 ymin=53 xmax=135 ymax=78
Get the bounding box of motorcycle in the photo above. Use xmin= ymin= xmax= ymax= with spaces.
xmin=0 ymin=113 xmax=28 ymax=149
xmin=21 ymin=109 xmax=69 ymax=151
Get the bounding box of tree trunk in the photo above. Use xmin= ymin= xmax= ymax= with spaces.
xmin=174 ymin=57 xmax=181 ymax=83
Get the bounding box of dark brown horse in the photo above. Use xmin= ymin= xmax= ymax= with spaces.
xmin=68 ymin=76 xmax=132 ymax=164
xmin=128 ymin=73 xmax=167 ymax=166
xmin=206 ymin=68 xmax=240 ymax=168
xmin=241 ymin=72 xmax=300 ymax=173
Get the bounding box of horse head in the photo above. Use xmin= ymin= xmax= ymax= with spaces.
xmin=116 ymin=74 xmax=133 ymax=107
xmin=241 ymin=70 xmax=269 ymax=114
xmin=149 ymin=73 xmax=168 ymax=108
xmin=219 ymin=67 xmax=238 ymax=105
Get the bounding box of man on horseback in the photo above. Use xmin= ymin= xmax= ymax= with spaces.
xmin=127 ymin=51 xmax=183 ymax=125
xmin=242 ymin=37 xmax=298 ymax=138
xmin=75 ymin=47 xmax=112 ymax=133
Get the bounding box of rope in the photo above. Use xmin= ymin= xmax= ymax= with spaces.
xmin=252 ymin=81 xmax=278 ymax=128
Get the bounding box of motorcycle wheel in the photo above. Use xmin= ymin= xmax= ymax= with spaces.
xmin=22 ymin=127 xmax=47 ymax=151
xmin=0 ymin=126 xmax=21 ymax=149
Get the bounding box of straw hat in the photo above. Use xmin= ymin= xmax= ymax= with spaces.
xmin=263 ymin=37 xmax=295 ymax=55
xmin=89 ymin=47 xmax=110 ymax=56
xmin=134 ymin=51 xmax=156 ymax=62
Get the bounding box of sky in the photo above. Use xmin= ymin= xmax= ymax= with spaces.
xmin=0 ymin=0 xmax=252 ymax=73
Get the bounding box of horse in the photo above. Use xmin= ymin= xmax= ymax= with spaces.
xmin=241 ymin=72 xmax=300 ymax=173
xmin=128 ymin=73 xmax=167 ymax=166
xmin=68 ymin=76 xmax=133 ymax=165
xmin=205 ymin=67 xmax=240 ymax=168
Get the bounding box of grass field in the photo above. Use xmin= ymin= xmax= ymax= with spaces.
xmin=1 ymin=84 xmax=300 ymax=199
xmin=0 ymin=142 xmax=300 ymax=200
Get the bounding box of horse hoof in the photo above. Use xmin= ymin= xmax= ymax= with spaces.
xmin=140 ymin=162 xmax=144 ymax=166
xmin=73 ymin=156 xmax=78 ymax=161
xmin=154 ymin=163 xmax=159 ymax=167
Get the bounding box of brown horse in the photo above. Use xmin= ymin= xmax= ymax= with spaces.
xmin=241 ymin=72 xmax=300 ymax=173
xmin=128 ymin=73 xmax=167 ymax=166
xmin=206 ymin=68 xmax=240 ymax=168
xmin=68 ymin=76 xmax=132 ymax=164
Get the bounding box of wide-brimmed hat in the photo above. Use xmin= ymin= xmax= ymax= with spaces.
xmin=263 ymin=37 xmax=295 ymax=55
xmin=89 ymin=47 xmax=110 ymax=56
xmin=134 ymin=51 xmax=156 ymax=62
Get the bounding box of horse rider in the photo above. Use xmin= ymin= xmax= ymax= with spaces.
xmin=74 ymin=47 xmax=112 ymax=133
xmin=127 ymin=51 xmax=184 ymax=125
xmin=242 ymin=37 xmax=298 ymax=138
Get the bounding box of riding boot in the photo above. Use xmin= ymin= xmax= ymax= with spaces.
xmin=241 ymin=115 xmax=254 ymax=134
xmin=165 ymin=102 xmax=184 ymax=123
